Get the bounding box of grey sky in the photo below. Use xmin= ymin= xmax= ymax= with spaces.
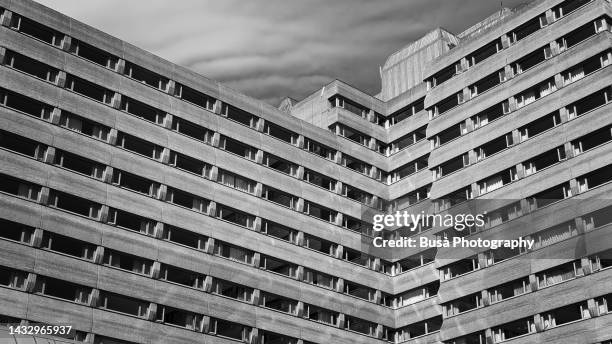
xmin=35 ymin=0 xmax=527 ymax=105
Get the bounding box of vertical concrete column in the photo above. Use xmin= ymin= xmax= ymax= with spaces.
xmin=477 ymin=252 xmax=487 ymax=269
xmin=368 ymin=137 xmax=377 ymax=150
xmin=484 ymin=328 xmax=494 ymax=344
xmin=160 ymin=148 xmax=171 ymax=164
xmin=43 ymin=146 xmax=56 ymax=164
xmin=336 ymin=278 xmax=344 ymax=294
xmin=295 ymin=231 xmax=304 ymax=246
xmin=504 ymin=64 xmax=514 ymax=81
xmin=116 ymin=59 xmax=126 ymax=75
xmin=49 ymin=107 xmax=62 ymax=125
xmin=574 ymin=217 xmax=586 ymax=235
xmin=471 ymin=182 xmax=480 ymax=198
xmin=151 ymin=261 xmax=161 ymax=279
xmin=255 ymin=117 xmax=265 ymax=131
xmin=56 ymin=71 xmax=67 ymax=88
xmin=206 ymin=201 xmax=217 ymax=217
xmin=468 ymin=150 xmax=478 ymax=165
xmin=462 ymin=87 xmax=470 ymax=102
xmin=255 ymin=150 xmax=264 ymax=164
xmin=38 ymin=187 xmax=50 ymax=205
xmin=500 ymin=34 xmax=511 ymax=49
xmin=25 ymin=273 xmax=37 ymax=293
xmin=334 ymin=181 xmax=343 ymax=195
xmin=481 ymin=290 xmax=490 ymax=307
xmin=295 ymin=165 xmax=305 ymax=179
xmin=374 ymin=324 xmax=384 ymax=339
xmin=335 ymin=245 xmax=344 ymax=259
xmin=335 ymin=212 xmax=343 ymax=227
xmin=163 ymin=113 xmax=173 ymax=129
xmin=213 ymin=99 xmax=223 ymax=115
xmin=564 ymin=142 xmax=575 ymax=160
xmin=554 ymin=73 xmax=564 ymax=90
xmin=296 ymin=265 xmax=304 ymax=281
xmin=511 ymin=129 xmax=521 ymax=146
xmin=204 ymin=237 xmax=215 ymax=254
xmin=334 ymin=150 xmax=343 ymax=164
xmin=111 ymin=93 xmax=122 ymax=109
xmin=296 ymin=301 xmax=304 ymax=317
xmin=200 ymin=315 xmax=211 ymax=333
xmin=153 ymin=222 xmax=165 ymax=239
xmin=31 ymin=228 xmax=44 ymax=248
xmin=248 ymin=328 xmax=259 ymax=344
xmin=146 ymin=303 xmax=157 ymax=321
xmin=60 ymin=35 xmax=72 ymax=52
xmin=252 ymin=252 xmax=261 ymax=268
xmin=508 ymin=96 xmax=518 ymax=113
xmin=337 ymin=313 xmax=345 ymax=328
xmin=251 ymin=289 xmax=261 ymax=305
xmin=166 ymin=80 xmax=176 ymax=95
xmin=203 ymin=275 xmax=213 ymax=292
xmin=587 ymin=298 xmax=599 ymax=318
xmin=528 ymin=274 xmax=538 ymax=292
xmin=252 ymin=217 xmax=262 ymax=232
xmin=0 ymin=10 xmax=12 ymax=27
xmin=93 ymin=246 xmax=105 ymax=264
xmin=545 ymin=9 xmax=555 ymax=25
xmin=569 ymin=178 xmax=579 ymax=198
xmin=294 ymin=198 xmax=304 ymax=212
xmin=581 ymin=257 xmax=593 ymax=275
xmin=88 ymin=289 xmax=100 ymax=307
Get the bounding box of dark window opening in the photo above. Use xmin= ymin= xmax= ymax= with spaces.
xmin=103 ymin=249 xmax=151 ymax=275
xmin=513 ymin=46 xmax=546 ymax=74
xmin=164 ymin=225 xmax=203 ymax=249
xmin=531 ymin=182 xmax=571 ymax=208
xmin=111 ymin=209 xmax=154 ymax=234
xmin=260 ymin=255 xmax=296 ymax=277
xmin=263 ymin=220 xmax=294 ymax=242
xmin=11 ymin=15 xmax=62 ymax=45
xmin=580 ymin=165 xmax=612 ymax=190
xmin=178 ymin=84 xmax=214 ymax=110
xmin=260 ymin=292 xmax=297 ymax=314
xmin=70 ymin=39 xmax=116 ymax=68
xmin=1 ymin=89 xmax=52 ymax=119
xmin=264 ymin=153 xmax=295 ymax=175
xmin=59 ymin=111 xmax=110 ymax=141
xmin=436 ymin=93 xmax=460 ymax=114
xmin=35 ymin=276 xmax=90 ymax=304
xmin=66 ymin=75 xmax=110 ymax=103
xmin=569 ymin=88 xmax=608 ymax=117
xmin=55 ymin=150 xmax=104 ymax=178
xmin=215 ymin=319 xmax=247 ymax=340
xmin=51 ymin=191 xmax=97 ymax=218
xmin=162 ymin=264 xmax=203 ymax=288
xmin=562 ymin=21 xmax=597 ymax=49
xmin=265 ymin=122 xmax=293 ymax=143
xmin=42 ymin=231 xmax=95 ymax=260
xmin=520 ymin=111 xmax=561 ymax=140
xmin=122 ymin=97 xmax=164 ymax=124
xmin=344 ymin=281 xmax=372 ymax=300
xmin=100 ymin=291 xmax=148 ymax=317
xmin=112 ymin=170 xmax=157 ymax=196
xmin=434 ymin=64 xmax=457 ymax=86
xmin=216 ymin=204 xmax=253 ymax=227
xmin=0 ymin=265 xmax=27 ymax=289
xmin=263 ymin=187 xmax=295 ymax=208
xmin=303 ymin=169 xmax=335 ymax=190
xmin=469 ymin=39 xmax=501 ymax=65
xmin=158 ymin=306 xmax=196 ymax=329
xmin=171 ymin=117 xmax=211 ymax=142
xmin=171 ymin=152 xmax=206 ymax=175
xmin=125 ymin=62 xmax=168 ymax=90
xmin=510 ymin=17 xmax=541 ymax=42
xmin=0 ymin=130 xmax=44 ymax=158
xmin=117 ymin=134 xmax=159 ymax=159
xmin=0 ymin=219 xmax=33 ymax=243
xmin=304 ymin=234 xmax=334 ymax=254
xmin=5 ymin=51 xmax=58 ymax=82
xmin=213 ymin=279 xmax=252 ymax=301
xmin=222 ymin=104 xmax=255 ymax=126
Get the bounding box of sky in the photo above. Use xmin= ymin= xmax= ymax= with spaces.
xmin=36 ymin=0 xmax=527 ymax=105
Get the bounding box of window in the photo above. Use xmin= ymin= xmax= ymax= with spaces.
xmin=69 ymin=39 xmax=118 ymax=69
xmin=99 ymin=291 xmax=149 ymax=318
xmin=519 ymin=111 xmax=561 ymax=142
xmin=93 ymin=335 xmax=139 ymax=344
xmin=541 ymin=301 xmax=590 ymax=329
xmin=35 ymin=276 xmax=91 ymax=304
xmin=0 ymin=265 xmax=27 ymax=290
xmin=304 ymin=201 xmax=336 ymax=223
xmin=511 ymin=46 xmax=547 ymax=75
xmin=157 ymin=306 xmax=200 ymax=330
xmin=332 ymin=123 xmax=371 ymax=147
xmin=523 ymin=146 xmax=566 ymax=176
xmin=440 ymin=256 xmax=479 ymax=281
xmin=589 ymin=248 xmax=612 ymax=271
xmin=217 ymin=168 xmax=255 ymax=193
xmin=0 ymin=174 xmax=41 ymax=201
xmin=303 ymin=268 xmax=337 ymax=289
xmin=175 ymin=84 xmax=215 ymax=110
xmin=444 ymin=292 xmax=483 ymax=317
xmin=263 ymin=153 xmax=298 ymax=176
xmin=4 ymin=51 xmax=58 ymax=83
xmin=537 ymin=260 xmax=583 ymax=288
xmin=389 ymin=126 xmax=427 ymax=153
xmin=212 ymin=279 xmax=253 ymax=302
xmin=553 ymin=0 xmax=592 ymax=20
xmin=390 ymin=155 xmax=428 ymax=183
xmin=216 ymin=204 xmax=254 ymax=228
xmin=304 ymin=138 xmax=335 ymax=160
xmin=0 ymin=89 xmax=52 ymax=120
xmin=476 ymin=133 xmax=513 ymax=161
xmin=596 ymin=294 xmax=612 ymax=316
xmin=492 ymin=317 xmax=535 ymax=342
xmin=486 ymin=245 xmax=524 ymax=265
xmin=49 ymin=190 xmax=100 ymax=219
xmin=563 ymin=54 xmax=603 ymax=86
xmin=221 ymin=103 xmax=256 ymax=127
xmin=219 ymin=135 xmax=257 ymax=160
xmin=10 ymin=14 xmax=64 ymax=46
xmin=431 ymin=63 xmax=459 ymax=87
xmin=508 ymin=16 xmax=543 ymax=44
xmin=396 ymin=248 xmax=437 ymax=273
xmin=577 ymin=164 xmax=612 ymax=192
xmin=392 ymin=184 xmax=430 ymax=210
xmin=41 ymin=231 xmax=95 ymax=260
xmin=167 ymin=188 xmax=209 ymax=213
xmin=121 ymin=97 xmax=165 ymax=125
xmin=108 ymin=208 xmax=155 ymax=235
xmin=260 ymin=255 xmax=297 ymax=278
xmin=54 ymin=150 xmax=105 ymax=179
xmin=395 ymin=316 xmax=442 ymax=341
xmin=389 ymin=98 xmax=424 ymax=125
xmin=472 ymin=102 xmax=506 ymax=129
xmin=261 ymin=220 xmax=296 ymax=243
xmin=0 ymin=219 xmax=33 ymax=244
xmin=566 ymin=87 xmax=610 ymax=119
xmin=304 ymin=234 xmax=335 ymax=255
xmin=572 ymin=125 xmax=612 ymax=155
xmin=264 ymin=121 xmax=296 ymax=144
xmin=445 ymin=331 xmax=486 ymax=344
xmin=467 ymin=39 xmax=501 ymax=66
xmin=432 ymin=123 xmax=463 ymax=148
xmin=431 ymin=92 xmax=461 ymax=117
xmin=59 ymin=111 xmax=110 ymax=141
xmin=342 ymin=184 xmax=373 ymax=205
xmin=516 ymin=78 xmax=556 ymax=108
xmin=169 ymin=151 xmax=210 ymax=176
xmin=163 ymin=225 xmax=207 ymax=250
xmin=329 ymin=96 xmax=368 ymax=118
xmin=0 ymin=130 xmax=47 ymax=159
xmin=303 ymin=168 xmax=336 ymax=191
xmin=489 ymin=278 xmax=529 ymax=303
xmin=395 ymin=281 xmax=439 ymax=308
xmin=171 ymin=117 xmax=212 ymax=143
xmin=557 ymin=19 xmax=599 ymax=52
xmin=469 ymin=70 xmax=504 ymax=97
xmin=344 ymin=315 xmax=376 ymax=336
xmin=65 ymin=75 xmax=113 ymax=104
xmin=116 ymin=133 xmax=162 ymax=160
xmin=530 ymin=221 xmax=578 ymax=249
xmin=304 ymin=304 xmax=338 ymax=325
xmin=260 ymin=331 xmax=300 ymax=344
xmin=583 ymin=205 xmax=612 ymax=232
xmin=112 ymin=169 xmax=159 ymax=197
xmin=344 ymin=280 xmax=375 ymax=301
xmin=124 ymin=62 xmax=168 ymax=90
xmin=433 ymin=153 xmax=469 ymax=179
xmin=478 ymin=167 xmax=517 ymax=194
xmin=262 ymin=186 xmax=298 ymax=209
xmin=103 ymin=249 xmax=152 ymax=275
xmin=528 ymin=182 xmax=572 ymax=209
xmin=211 ymin=318 xmax=250 ymax=341
xmin=214 ymin=241 xmax=253 ymax=264
xmin=259 ymin=292 xmax=297 ymax=314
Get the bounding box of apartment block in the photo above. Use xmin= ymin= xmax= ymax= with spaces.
xmin=0 ymin=0 xmax=611 ymax=343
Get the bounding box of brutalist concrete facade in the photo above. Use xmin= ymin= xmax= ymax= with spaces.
xmin=0 ymin=0 xmax=611 ymax=343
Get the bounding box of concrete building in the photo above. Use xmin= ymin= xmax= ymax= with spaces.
xmin=0 ymin=0 xmax=611 ymax=343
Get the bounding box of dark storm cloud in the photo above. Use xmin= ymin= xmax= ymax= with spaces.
xmin=36 ymin=0 xmax=528 ymax=105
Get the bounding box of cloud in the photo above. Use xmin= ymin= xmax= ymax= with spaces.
xmin=34 ymin=0 xmax=529 ymax=105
